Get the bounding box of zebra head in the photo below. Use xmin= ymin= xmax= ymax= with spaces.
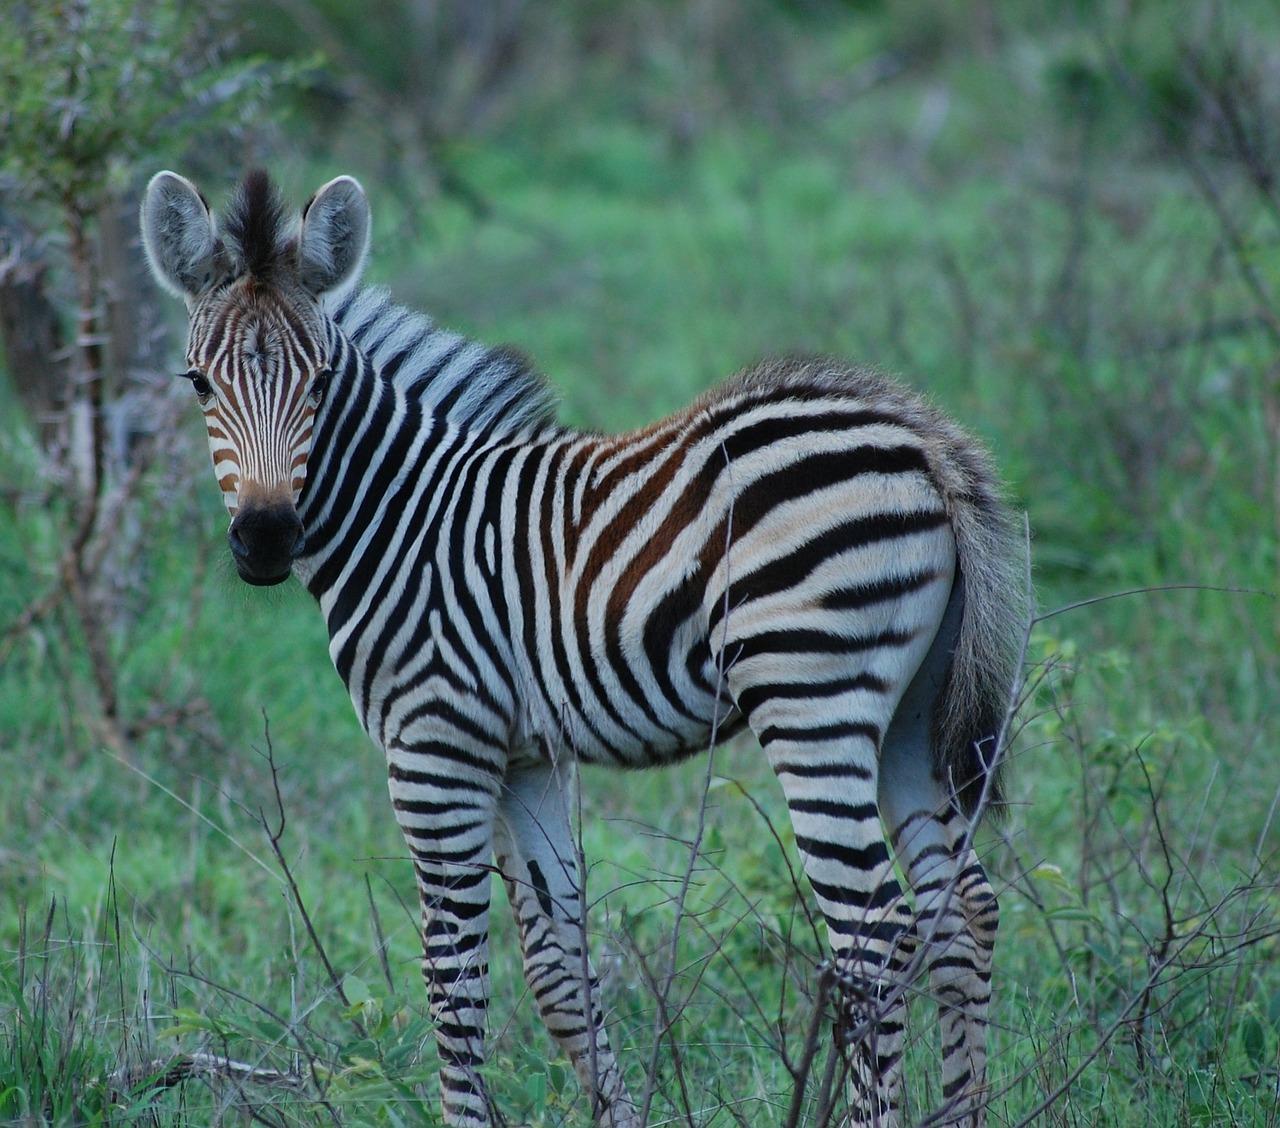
xmin=141 ymin=169 xmax=370 ymax=585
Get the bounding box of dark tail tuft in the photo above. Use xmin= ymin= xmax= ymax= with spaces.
xmin=929 ymin=432 xmax=1031 ymax=821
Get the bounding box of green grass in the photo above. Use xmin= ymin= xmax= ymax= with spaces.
xmin=3 ymin=1 xmax=1280 ymax=1123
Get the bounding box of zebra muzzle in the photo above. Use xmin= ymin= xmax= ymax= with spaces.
xmin=227 ymin=501 xmax=305 ymax=586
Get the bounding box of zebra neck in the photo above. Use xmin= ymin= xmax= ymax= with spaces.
xmin=293 ymin=340 xmax=429 ymax=597
xmin=291 ymin=289 xmax=566 ymax=611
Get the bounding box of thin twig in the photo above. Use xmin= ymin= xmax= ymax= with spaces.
xmin=783 ymin=963 xmax=836 ymax=1128
xmin=255 ymin=713 xmax=358 ymax=1025
xmin=639 ymin=440 xmax=740 ymax=1125
xmin=1034 ymin=582 xmax=1273 ymax=625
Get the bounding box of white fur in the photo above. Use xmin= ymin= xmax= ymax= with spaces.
xmin=298 ymin=176 xmax=371 ymax=301
xmin=139 ymin=171 xmax=220 ymax=305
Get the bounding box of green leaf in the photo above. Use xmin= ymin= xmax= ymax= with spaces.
xmin=156 ymin=1008 xmax=225 ymax=1039
xmin=1241 ymin=1015 xmax=1267 ymax=1069
xmin=344 ymin=974 xmax=372 ymax=1005
xmin=1044 ymin=906 xmax=1099 ymax=925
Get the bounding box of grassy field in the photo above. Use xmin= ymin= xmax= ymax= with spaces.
xmin=2 ymin=2 xmax=1279 ymax=1124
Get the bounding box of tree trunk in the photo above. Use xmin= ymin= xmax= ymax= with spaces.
xmin=0 ymin=214 xmax=68 ymax=447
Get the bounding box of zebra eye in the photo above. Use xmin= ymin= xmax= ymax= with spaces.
xmin=181 ymin=370 xmax=214 ymax=400
xmin=308 ymin=366 xmax=333 ymax=403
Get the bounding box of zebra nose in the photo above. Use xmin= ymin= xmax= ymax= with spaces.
xmin=227 ymin=503 xmax=305 ymax=586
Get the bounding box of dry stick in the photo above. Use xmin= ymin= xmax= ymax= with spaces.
xmin=0 ymin=577 xmax=67 ymax=665
xmin=95 ymin=724 xmax=352 ymax=1115
xmin=1184 ymin=37 xmax=1280 ymax=225
xmin=1126 ymin=745 xmax=1178 ymax=1076
xmin=89 ymin=749 xmax=355 ymax=1119
xmin=558 ymin=717 xmax=609 ymax=1128
xmin=622 ymin=888 xmax=786 ymax=1123
xmin=812 ymin=1037 xmax=845 ymax=1128
xmin=364 ymin=873 xmax=396 ymax=996
xmin=783 ymin=964 xmax=837 ymax=1128
xmin=633 ymin=759 xmax=717 ymax=1126
xmin=623 ymin=857 xmax=773 ymax=1072
xmin=1251 ymin=780 xmax=1280 ymax=878
xmin=111 ymin=760 xmax=351 ymax=1123
xmin=1019 ymin=580 xmax=1271 ymax=997
xmin=1033 ymin=582 xmax=1273 ymax=625
xmin=139 ymin=734 xmax=415 ymax=1106
xmin=728 ymin=780 xmax=824 ymax=952
xmin=1126 ymin=752 xmax=1275 ymax=1079
xmin=651 ymin=812 xmax=824 ymax=1071
xmin=976 ymin=723 xmax=1277 ymax=1114
xmin=131 ymin=950 xmax=342 ymax=1126
xmin=1005 ymin=885 xmax=1278 ymax=1128
xmin=709 ymin=781 xmax=832 ymax=1106
xmin=639 ymin=441 xmax=740 ymax=1127
xmin=105 ymin=842 xmax=130 ymax=1058
xmin=256 ymin=713 xmax=359 ymax=1027
xmin=623 ymin=911 xmax=697 ymax=1124
xmin=676 ymin=898 xmax=781 ymax=1049
xmin=109 ymin=1051 xmax=306 ymax=1096
xmin=114 ymin=755 xmax=278 ymax=880
xmin=1183 ymin=154 xmax=1280 ymax=347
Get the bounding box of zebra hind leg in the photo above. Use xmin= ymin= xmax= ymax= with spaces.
xmin=830 ymin=891 xmax=919 ymax=1128
xmin=731 ymin=672 xmax=917 ymax=1126
xmin=880 ymin=708 xmax=997 ymax=1124
xmin=892 ymin=805 xmax=997 ymax=1128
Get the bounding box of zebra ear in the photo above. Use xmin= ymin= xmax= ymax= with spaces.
xmin=297 ymin=175 xmax=370 ymax=300
xmin=140 ymin=171 xmax=222 ymax=303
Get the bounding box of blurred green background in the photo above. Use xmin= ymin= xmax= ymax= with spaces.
xmin=1 ymin=0 xmax=1278 ymax=1123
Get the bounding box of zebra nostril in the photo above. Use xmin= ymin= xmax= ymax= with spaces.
xmin=227 ymin=503 xmax=304 ymax=581
xmin=227 ymin=520 xmax=250 ymax=560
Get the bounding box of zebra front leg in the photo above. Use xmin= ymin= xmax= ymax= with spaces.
xmin=495 ymin=761 xmax=637 ymax=1127
xmin=388 ymin=744 xmax=502 ymax=1127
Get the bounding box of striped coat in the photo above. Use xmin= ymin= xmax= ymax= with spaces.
xmin=142 ymin=169 xmax=1028 ymax=1128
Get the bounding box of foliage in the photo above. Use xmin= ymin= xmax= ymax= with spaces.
xmin=2 ymin=0 xmax=1279 ymax=1124
xmin=0 ymin=0 xmax=312 ymax=757
xmin=0 ymin=0 xmax=299 ymax=213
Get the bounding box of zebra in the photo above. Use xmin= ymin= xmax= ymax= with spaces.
xmin=140 ymin=168 xmax=1028 ymax=1127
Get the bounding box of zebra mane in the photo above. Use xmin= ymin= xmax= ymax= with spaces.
xmin=222 ymin=169 xmax=291 ymax=281
xmin=330 ymin=286 xmax=559 ymax=437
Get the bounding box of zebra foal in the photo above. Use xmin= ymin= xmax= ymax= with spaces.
xmin=141 ymin=169 xmax=1027 ymax=1127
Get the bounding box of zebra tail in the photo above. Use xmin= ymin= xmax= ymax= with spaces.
xmin=930 ymin=431 xmax=1031 ymax=822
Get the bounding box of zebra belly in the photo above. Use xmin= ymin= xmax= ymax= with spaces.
xmin=507 ymin=567 xmax=755 ymax=770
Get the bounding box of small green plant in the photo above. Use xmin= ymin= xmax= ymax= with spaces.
xmin=2 ymin=2 xmax=1278 ymax=1124
xmin=0 ymin=0 xmax=306 ymax=754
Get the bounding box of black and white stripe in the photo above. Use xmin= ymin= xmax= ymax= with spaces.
xmin=142 ymin=170 xmax=1029 ymax=1128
